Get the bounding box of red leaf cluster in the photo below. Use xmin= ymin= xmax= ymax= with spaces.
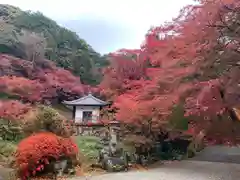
xmin=0 ymin=54 xmax=85 ymax=103
xmin=36 ymin=68 xmax=84 ymax=100
xmin=15 ymin=132 xmax=78 ymax=179
xmin=185 ymin=79 xmax=226 ymax=117
xmin=0 ymin=100 xmax=31 ymax=120
xmin=0 ymin=76 xmax=44 ymax=102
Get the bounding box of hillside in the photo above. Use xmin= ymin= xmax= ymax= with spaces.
xmin=0 ymin=4 xmax=109 ymax=85
xmin=0 ymin=54 xmax=84 ymax=103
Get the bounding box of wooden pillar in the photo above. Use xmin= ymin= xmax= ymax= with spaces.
xmin=72 ymin=106 xmax=76 ymax=120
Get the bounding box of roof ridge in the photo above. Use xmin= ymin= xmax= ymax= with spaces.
xmin=88 ymin=94 xmax=107 ymax=103
xmin=62 ymin=94 xmax=108 ymax=106
xmin=66 ymin=95 xmax=88 ymax=103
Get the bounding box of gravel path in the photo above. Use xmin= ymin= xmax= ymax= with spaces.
xmin=69 ymin=160 xmax=240 ymax=180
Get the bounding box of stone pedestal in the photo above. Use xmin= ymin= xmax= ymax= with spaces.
xmin=54 ymin=159 xmax=67 ymax=177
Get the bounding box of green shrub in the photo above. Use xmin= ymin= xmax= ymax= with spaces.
xmin=0 ymin=140 xmax=17 ymax=164
xmin=0 ymin=92 xmax=19 ymax=100
xmin=0 ymin=119 xmax=23 ymax=142
xmin=168 ymin=104 xmax=188 ymax=131
xmin=23 ymin=105 xmax=73 ymax=137
xmin=74 ymin=136 xmax=103 ymax=162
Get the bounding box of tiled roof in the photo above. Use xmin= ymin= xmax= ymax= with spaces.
xmin=62 ymin=93 xmax=109 ymax=106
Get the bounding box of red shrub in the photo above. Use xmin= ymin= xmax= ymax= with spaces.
xmin=15 ymin=132 xmax=78 ymax=179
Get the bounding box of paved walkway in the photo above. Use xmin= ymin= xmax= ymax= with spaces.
xmin=69 ymin=160 xmax=240 ymax=180
xmin=69 ymin=146 xmax=240 ymax=180
xmin=191 ymin=145 xmax=240 ymax=164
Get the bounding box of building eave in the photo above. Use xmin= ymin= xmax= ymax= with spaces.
xmin=62 ymin=101 xmax=110 ymax=106
xmin=62 ymin=93 xmax=110 ymax=106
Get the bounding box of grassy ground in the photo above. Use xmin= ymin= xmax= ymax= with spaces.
xmin=73 ymin=135 xmax=106 ymax=176
xmin=74 ymin=135 xmax=103 ymax=163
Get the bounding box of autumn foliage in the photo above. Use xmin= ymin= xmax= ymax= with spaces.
xmin=15 ymin=132 xmax=78 ymax=179
xmin=0 ymin=102 xmax=78 ymax=178
xmin=0 ymin=100 xmax=31 ymax=120
xmin=100 ymin=0 xmax=240 ymax=144
xmin=0 ymin=54 xmax=85 ymax=103
xmin=0 ymin=76 xmax=44 ymax=102
xmin=0 ymin=1 xmax=239 ymax=166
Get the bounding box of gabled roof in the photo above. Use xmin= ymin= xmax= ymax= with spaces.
xmin=62 ymin=93 xmax=109 ymax=106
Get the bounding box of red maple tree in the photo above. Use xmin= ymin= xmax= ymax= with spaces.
xmin=100 ymin=0 xmax=240 ymax=143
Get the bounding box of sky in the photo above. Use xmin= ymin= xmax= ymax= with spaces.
xmin=2 ymin=0 xmax=194 ymax=54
